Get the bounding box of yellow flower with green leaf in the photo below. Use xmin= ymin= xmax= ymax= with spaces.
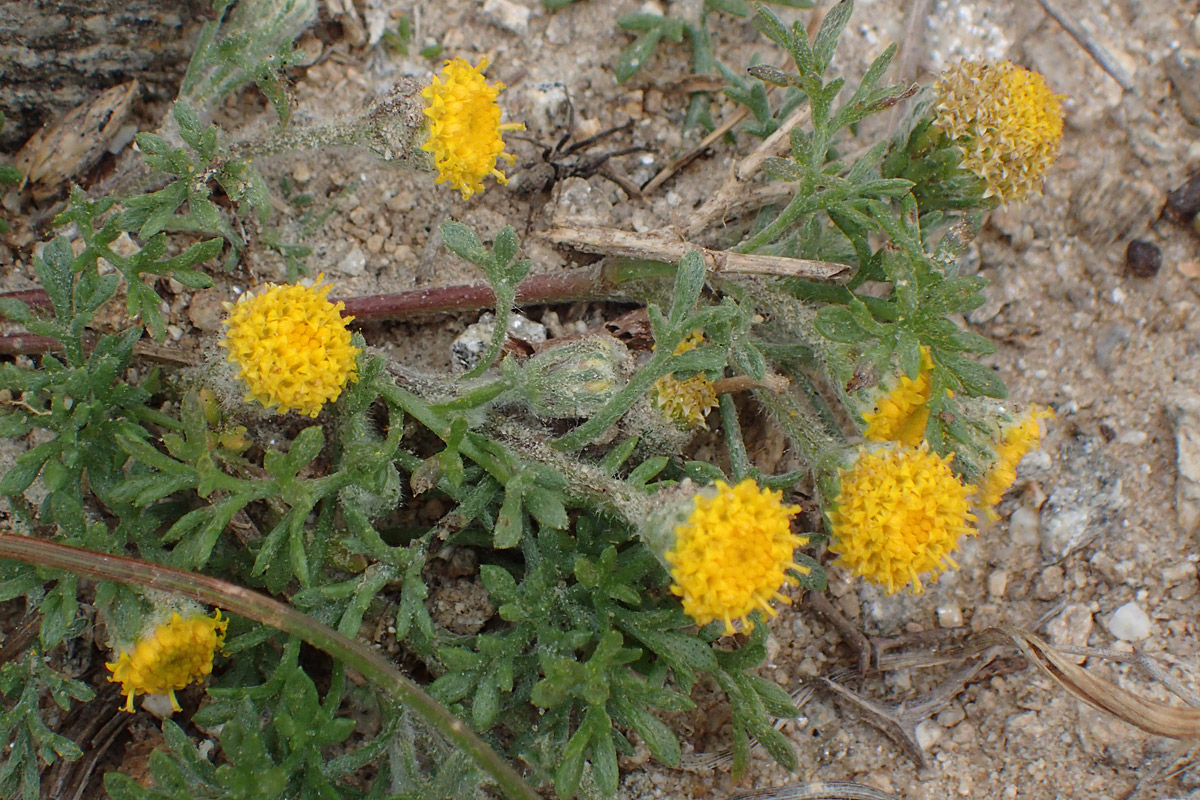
xmin=828 ymin=445 xmax=976 ymax=594
xmin=421 ymin=58 xmax=524 ymax=199
xmin=221 ymin=276 xmax=360 ymax=417
xmin=933 ymin=60 xmax=1065 ymax=202
xmin=106 ymin=610 xmax=228 ymax=713
xmin=662 ymin=479 xmax=808 ymax=634
xmin=861 ymin=346 xmax=934 ymax=446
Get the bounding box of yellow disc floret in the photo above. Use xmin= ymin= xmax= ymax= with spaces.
xmin=932 ymin=60 xmax=1065 ymax=202
xmin=221 ymin=276 xmax=360 ymax=417
xmin=828 ymin=445 xmax=977 ymax=594
xmin=651 ymin=373 xmax=719 ymax=430
xmin=978 ymin=406 xmax=1053 ymax=520
xmin=666 ymin=479 xmax=808 ymax=634
xmin=862 ymin=347 xmax=934 ymax=446
xmin=421 ymin=58 xmax=524 ymax=199
xmin=106 ymin=610 xmax=228 ymax=713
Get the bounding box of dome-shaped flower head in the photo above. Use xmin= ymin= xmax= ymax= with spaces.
xmin=221 ymin=276 xmax=360 ymax=417
xmin=421 ymin=58 xmax=525 ymax=199
xmin=978 ymin=405 xmax=1053 ymax=520
xmin=860 ymin=347 xmax=934 ymax=446
xmin=643 ymin=479 xmax=808 ymax=634
xmin=827 ymin=445 xmax=977 ymax=594
xmin=106 ymin=610 xmax=228 ymax=713
xmin=932 ymin=60 xmax=1065 ymax=202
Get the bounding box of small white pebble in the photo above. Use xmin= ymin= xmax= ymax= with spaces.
xmin=1106 ymin=601 xmax=1151 ymax=641
xmin=937 ymin=603 xmax=964 ymax=628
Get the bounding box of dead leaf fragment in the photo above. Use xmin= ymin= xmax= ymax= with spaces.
xmin=14 ymin=80 xmax=139 ymax=199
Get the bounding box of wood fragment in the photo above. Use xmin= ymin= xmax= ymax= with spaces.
xmin=541 ymin=224 xmax=853 ymax=282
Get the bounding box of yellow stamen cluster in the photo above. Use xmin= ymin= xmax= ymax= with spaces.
xmin=978 ymin=406 xmax=1053 ymax=520
xmin=651 ymin=330 xmax=718 ymax=429
xmin=828 ymin=446 xmax=976 ymax=594
xmin=221 ymin=277 xmax=360 ymax=417
xmin=932 ymin=60 xmax=1065 ymax=202
xmin=651 ymin=373 xmax=718 ymax=430
xmin=666 ymin=479 xmax=808 ymax=634
xmin=420 ymin=58 xmax=524 ymax=199
xmin=862 ymin=347 xmax=934 ymax=446
xmin=106 ymin=610 xmax=228 ymax=713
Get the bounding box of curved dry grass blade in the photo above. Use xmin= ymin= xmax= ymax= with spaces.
xmin=1004 ymin=626 xmax=1200 ymax=741
xmin=729 ymin=781 xmax=900 ymax=800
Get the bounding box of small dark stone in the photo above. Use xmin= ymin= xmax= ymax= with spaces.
xmin=1165 ymin=171 xmax=1200 ymax=224
xmin=1125 ymin=239 xmax=1162 ymax=278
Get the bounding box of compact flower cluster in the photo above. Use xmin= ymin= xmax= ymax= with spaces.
xmin=650 ymin=331 xmax=719 ymax=430
xmin=860 ymin=346 xmax=934 ymax=446
xmin=220 ymin=276 xmax=360 ymax=417
xmin=932 ymin=60 xmax=1065 ymax=202
xmin=651 ymin=479 xmax=808 ymax=634
xmin=827 ymin=445 xmax=976 ymax=594
xmin=421 ymin=58 xmax=524 ymax=199
xmin=106 ymin=609 xmax=228 ymax=713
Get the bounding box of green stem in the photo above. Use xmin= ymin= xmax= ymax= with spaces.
xmin=0 ymin=534 xmax=539 ymax=800
xmin=376 ymin=377 xmax=514 ymax=484
xmin=719 ymin=394 xmax=752 ymax=482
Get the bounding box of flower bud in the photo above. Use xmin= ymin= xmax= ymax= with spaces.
xmin=509 ymin=337 xmax=627 ymax=419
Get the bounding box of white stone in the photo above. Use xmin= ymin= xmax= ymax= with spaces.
xmin=483 ymin=0 xmax=531 ymax=35
xmin=140 ymin=693 xmax=178 ymax=719
xmin=987 ymin=569 xmax=1009 ymax=598
xmin=915 ymin=719 xmax=943 ymax=750
xmin=1106 ymin=601 xmax=1151 ymax=641
xmin=337 ymin=245 xmax=366 ymax=277
xmin=937 ymin=603 xmax=964 ymax=628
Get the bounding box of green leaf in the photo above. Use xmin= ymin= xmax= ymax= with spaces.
xmin=492 ymin=225 xmax=519 ymax=266
xmin=35 ymin=237 xmax=76 ymax=321
xmin=0 ymin=298 xmax=33 ymax=325
xmin=555 ymin=720 xmax=591 ymax=799
xmin=588 ymin=709 xmax=619 ymax=797
xmin=0 ymin=442 xmax=54 ymax=495
xmin=812 ymin=0 xmax=853 ymax=74
xmin=940 ymin=352 xmax=1008 ymax=398
xmin=815 ymin=305 xmax=872 ymax=343
xmin=747 ymin=674 xmax=799 ymax=718
xmin=472 ymin=677 xmax=501 ymax=729
xmin=494 ymin=481 xmax=525 ymax=548
xmin=523 ymin=486 xmax=568 ymax=530
xmin=479 ymin=564 xmax=519 ymax=602
xmin=616 ymin=28 xmax=664 ymax=83
xmin=621 ymin=700 xmax=681 ymax=765
xmin=897 ymin=329 xmax=921 ymax=378
xmin=440 ymin=221 xmax=484 ymax=263
xmin=0 ymin=164 xmax=23 ymax=185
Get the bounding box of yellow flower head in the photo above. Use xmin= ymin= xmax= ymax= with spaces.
xmin=221 ymin=276 xmax=360 ymax=417
xmin=978 ymin=406 xmax=1053 ymax=520
xmin=828 ymin=445 xmax=976 ymax=594
xmin=421 ymin=58 xmax=524 ymax=199
xmin=861 ymin=347 xmax=934 ymax=446
xmin=664 ymin=479 xmax=808 ymax=635
xmin=106 ymin=610 xmax=228 ymax=713
xmin=651 ymin=373 xmax=718 ymax=430
xmin=932 ymin=60 xmax=1065 ymax=202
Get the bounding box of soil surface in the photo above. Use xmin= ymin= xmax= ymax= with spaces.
xmin=4 ymin=1 xmax=1200 ymax=799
